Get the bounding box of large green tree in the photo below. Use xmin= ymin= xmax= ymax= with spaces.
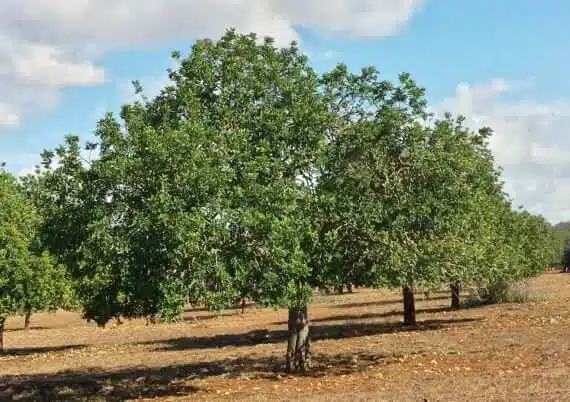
xmin=30 ymin=30 xmax=555 ymax=372
xmin=141 ymin=30 xmax=332 ymax=371
xmin=36 ymin=30 xmax=332 ymax=371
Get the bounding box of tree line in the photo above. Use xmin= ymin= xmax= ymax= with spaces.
xmin=0 ymin=30 xmax=556 ymax=371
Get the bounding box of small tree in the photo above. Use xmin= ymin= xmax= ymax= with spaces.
xmin=0 ymin=171 xmax=74 ymax=351
xmin=563 ymin=241 xmax=570 ymax=272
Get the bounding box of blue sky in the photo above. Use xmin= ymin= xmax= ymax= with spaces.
xmin=1 ymin=0 xmax=569 ymax=221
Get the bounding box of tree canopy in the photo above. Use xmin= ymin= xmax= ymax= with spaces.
xmin=8 ymin=29 xmax=556 ymax=369
xmin=0 ymin=170 xmax=74 ymax=351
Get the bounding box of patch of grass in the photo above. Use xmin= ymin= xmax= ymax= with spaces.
xmin=465 ymin=280 xmax=550 ymax=306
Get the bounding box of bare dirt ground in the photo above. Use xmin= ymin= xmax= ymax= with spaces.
xmin=1 ymin=272 xmax=570 ymax=401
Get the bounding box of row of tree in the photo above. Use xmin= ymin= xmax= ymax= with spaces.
xmin=0 ymin=30 xmax=556 ymax=370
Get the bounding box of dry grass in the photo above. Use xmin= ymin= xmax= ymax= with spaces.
xmin=1 ymin=272 xmax=570 ymax=401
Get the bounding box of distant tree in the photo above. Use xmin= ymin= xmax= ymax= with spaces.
xmin=20 ymin=137 xmax=96 ymax=322
xmin=549 ymin=221 xmax=570 ymax=270
xmin=315 ymin=64 xmax=515 ymax=324
xmin=0 ymin=170 xmax=74 ymax=351
xmin=563 ymin=242 xmax=570 ymax=273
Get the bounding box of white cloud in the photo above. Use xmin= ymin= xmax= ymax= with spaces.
xmin=0 ymin=1 xmax=422 ymax=46
xmin=6 ymin=40 xmax=105 ymax=88
xmin=0 ymin=103 xmax=20 ymax=127
xmin=434 ymin=79 xmax=570 ymax=223
xmin=0 ymin=0 xmax=422 ymax=131
xmin=0 ymin=37 xmax=105 ymax=129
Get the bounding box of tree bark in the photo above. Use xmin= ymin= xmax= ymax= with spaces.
xmin=286 ymin=306 xmax=311 ymax=372
xmin=403 ymin=286 xmax=416 ymax=326
xmin=0 ymin=318 xmax=5 ymax=353
xmin=451 ymin=281 xmax=461 ymax=309
xmin=241 ymin=298 xmax=246 ymax=314
xmin=24 ymin=311 xmax=32 ymax=330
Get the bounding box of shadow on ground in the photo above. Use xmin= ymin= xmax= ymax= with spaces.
xmin=184 ymin=301 xmax=256 ymax=314
xmin=280 ymin=303 xmax=491 ymax=325
xmin=5 ymin=326 xmax=53 ymax=333
xmin=334 ymin=295 xmax=450 ymax=309
xmin=0 ymin=365 xmax=201 ymax=401
xmin=0 ymin=317 xmax=480 ymax=401
xmin=0 ymin=344 xmax=86 ymax=357
xmin=0 ymin=351 xmax=397 ymax=401
xmin=144 ymin=317 xmax=480 ymax=352
xmin=271 ymin=306 xmax=459 ymax=325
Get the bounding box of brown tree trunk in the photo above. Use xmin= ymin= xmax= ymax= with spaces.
xmin=286 ymin=306 xmax=311 ymax=372
xmin=451 ymin=281 xmax=461 ymax=309
xmin=403 ymin=286 xmax=416 ymax=326
xmin=24 ymin=311 xmax=32 ymax=330
xmin=241 ymin=298 xmax=246 ymax=314
xmin=0 ymin=318 xmax=5 ymax=353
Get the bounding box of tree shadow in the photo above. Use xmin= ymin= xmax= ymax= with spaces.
xmin=270 ymin=306 xmax=463 ymax=325
xmin=1 ymin=317 xmax=482 ymax=401
xmin=334 ymin=295 xmax=449 ymax=309
xmin=0 ymin=365 xmax=201 ymax=401
xmin=184 ymin=301 xmax=256 ymax=314
xmin=5 ymin=326 xmax=52 ymax=333
xmin=142 ymin=317 xmax=480 ymax=353
xmin=0 ymin=347 xmax=437 ymax=401
xmin=183 ymin=311 xmax=240 ymax=322
xmin=0 ymin=344 xmax=86 ymax=357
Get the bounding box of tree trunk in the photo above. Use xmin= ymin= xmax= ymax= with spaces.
xmin=346 ymin=283 xmax=354 ymax=293
xmin=24 ymin=311 xmax=32 ymax=330
xmin=451 ymin=281 xmax=461 ymax=309
xmin=403 ymin=286 xmax=416 ymax=326
xmin=0 ymin=318 xmax=5 ymax=353
xmin=286 ymin=306 xmax=311 ymax=372
xmin=335 ymin=285 xmax=344 ymax=295
xmin=241 ymin=298 xmax=246 ymax=314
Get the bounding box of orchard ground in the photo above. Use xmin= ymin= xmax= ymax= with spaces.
xmin=1 ymin=272 xmax=569 ymax=401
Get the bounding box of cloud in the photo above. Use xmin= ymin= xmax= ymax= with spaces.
xmin=0 ymin=1 xmax=422 ymax=131
xmin=0 ymin=37 xmax=105 ymax=130
xmin=0 ymin=102 xmax=19 ymax=128
xmin=434 ymin=79 xmax=570 ymax=223
xmin=0 ymin=1 xmax=423 ymax=47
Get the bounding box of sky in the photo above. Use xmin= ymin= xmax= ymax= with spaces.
xmin=1 ymin=0 xmax=569 ymax=222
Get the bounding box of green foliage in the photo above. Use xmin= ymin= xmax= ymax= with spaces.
xmin=0 ymin=170 xmax=75 ymax=324
xmin=21 ymin=29 xmax=555 ymax=338
xmin=551 ymin=221 xmax=570 ymax=268
xmin=469 ymin=280 xmax=550 ymax=305
xmin=314 ymin=65 xmax=511 ymax=294
xmin=30 ymin=30 xmax=332 ymax=325
xmin=158 ymin=30 xmax=331 ymax=310
xmin=482 ymin=207 xmax=554 ymax=284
